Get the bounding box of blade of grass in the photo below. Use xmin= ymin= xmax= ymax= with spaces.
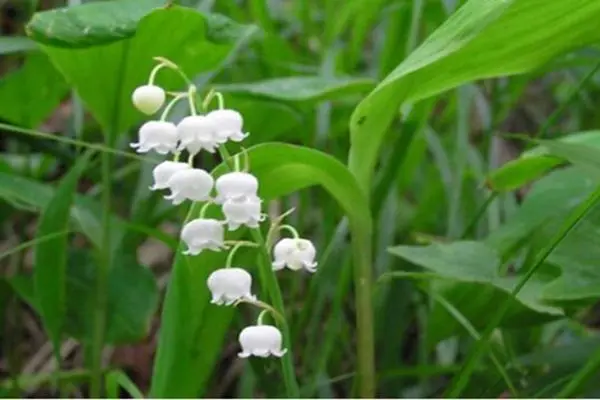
xmin=0 ymin=122 xmax=147 ymax=163
xmin=0 ymin=231 xmax=71 ymax=261
xmin=535 ymin=59 xmax=600 ymax=139
xmin=105 ymin=370 xmax=144 ymax=399
xmin=429 ymin=291 xmax=517 ymax=396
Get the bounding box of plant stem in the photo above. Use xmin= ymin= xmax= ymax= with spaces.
xmin=350 ymin=219 xmax=376 ymax=398
xmin=446 ymin=183 xmax=600 ymax=397
xmin=249 ymin=228 xmax=300 ymax=397
xmin=90 ymin=135 xmax=113 ymax=397
xmin=218 ymin=147 xmax=300 ymax=397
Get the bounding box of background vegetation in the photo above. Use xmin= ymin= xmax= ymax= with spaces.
xmin=2 ymin=0 xmax=600 ymax=398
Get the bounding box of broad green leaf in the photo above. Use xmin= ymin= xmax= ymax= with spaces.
xmin=34 ymin=151 xmax=92 ymax=352
xmin=11 ymin=250 xmax=158 ymax=344
xmin=387 ymin=241 xmax=562 ymax=342
xmin=216 ymin=76 xmax=375 ymax=103
xmin=26 ymin=0 xmax=165 ymax=47
xmin=28 ymin=3 xmax=256 ymax=137
xmin=151 ymin=142 xmax=371 ymax=397
xmin=485 ymin=157 xmax=561 ymax=192
xmin=223 ymin=96 xmax=302 ymax=143
xmin=0 ymin=170 xmax=103 ymax=245
xmin=349 ymin=0 xmax=600 ymax=191
xmin=487 ymin=164 xmax=600 ymax=303
xmin=518 ymin=336 xmax=600 ymax=371
xmin=487 ymin=166 xmax=596 ymax=256
xmin=0 ymin=52 xmax=69 ymax=128
xmin=535 ymin=203 xmax=600 ymax=303
xmin=540 ymin=139 xmax=600 ymax=175
xmin=487 ymin=131 xmax=600 ymax=191
xmin=0 ymin=36 xmax=37 ymax=55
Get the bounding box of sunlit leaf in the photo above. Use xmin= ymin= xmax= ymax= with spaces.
xmin=216 ymin=76 xmax=375 ymax=103
xmin=349 ymin=0 xmax=600 ymax=191
xmin=28 ymin=2 xmax=257 ymax=137
xmin=487 ymin=131 xmax=600 ymax=191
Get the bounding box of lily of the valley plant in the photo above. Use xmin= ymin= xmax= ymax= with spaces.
xmin=130 ymin=56 xmax=318 ymax=359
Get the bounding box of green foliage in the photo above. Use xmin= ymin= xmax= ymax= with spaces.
xmin=0 ymin=52 xmax=69 ymax=128
xmin=11 ymin=250 xmax=158 ymax=344
xmin=151 ymin=143 xmax=370 ymax=397
xmin=28 ymin=2 xmax=256 ymax=137
xmin=33 ymin=151 xmax=92 ymax=353
xmin=3 ymin=0 xmax=600 ymax=398
xmin=349 ymin=0 xmax=600 ymax=191
xmin=216 ymin=76 xmax=375 ymax=102
xmin=26 ymin=0 xmax=166 ymax=47
xmin=487 ymin=131 xmax=600 ymax=191
xmin=388 ymin=241 xmax=562 ymax=341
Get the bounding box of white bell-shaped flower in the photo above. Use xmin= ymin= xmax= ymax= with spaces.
xmin=177 ymin=115 xmax=219 ymax=155
xmin=149 ymin=161 xmax=191 ymax=191
xmin=238 ymin=325 xmax=287 ymax=358
xmin=207 ymin=267 xmax=256 ymax=305
xmin=215 ymin=172 xmax=259 ymax=204
xmin=222 ymin=196 xmax=264 ymax=231
xmin=132 ymin=84 xmax=166 ymax=115
xmin=130 ymin=121 xmax=178 ymax=154
xmin=164 ymin=168 xmax=214 ymax=205
xmin=207 ymin=109 xmax=249 ymax=143
xmin=180 ymin=218 xmax=225 ymax=255
xmin=272 ymin=238 xmax=318 ymax=273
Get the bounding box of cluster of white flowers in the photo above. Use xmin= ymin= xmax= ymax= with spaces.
xmin=130 ymin=58 xmax=318 ymax=359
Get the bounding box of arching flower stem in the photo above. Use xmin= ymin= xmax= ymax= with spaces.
xmin=225 ymin=241 xmax=258 ymax=269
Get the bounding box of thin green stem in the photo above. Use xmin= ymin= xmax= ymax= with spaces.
xmin=278 ymin=224 xmax=300 ymax=239
xmin=214 ymin=92 xmax=224 ymax=110
xmin=0 ymin=369 xmax=110 ymax=391
xmin=201 ymin=88 xmax=216 ymax=111
xmin=234 ymin=153 xmax=240 ymax=172
xmin=160 ymin=92 xmax=188 ymax=121
xmin=249 ymin=228 xmax=300 ymax=397
xmin=0 ymin=122 xmax=147 ymax=163
xmin=264 ymin=208 xmax=296 ymax=248
xmin=459 ymin=191 xmax=498 ymax=239
xmin=225 ymin=241 xmax=257 ymax=268
xmin=234 ymin=298 xmax=285 ymax=324
xmin=199 ymin=201 xmax=212 ymax=218
xmin=152 ymin=56 xmax=194 ymax=87
xmin=148 ymin=62 xmax=167 ymax=86
xmin=429 ymin=292 xmax=517 ymax=396
xmin=188 ymin=85 xmax=198 ymax=116
xmin=218 ymin=146 xmax=300 ymax=398
xmin=535 ymin=59 xmax=600 ymax=139
xmin=241 ymin=146 xmax=250 ymax=172
xmin=446 ymin=183 xmax=600 ymax=397
xmin=90 ymin=142 xmax=112 ymax=397
xmin=257 ymin=309 xmax=269 ymax=325
xmin=0 ymin=231 xmax=70 ymax=261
